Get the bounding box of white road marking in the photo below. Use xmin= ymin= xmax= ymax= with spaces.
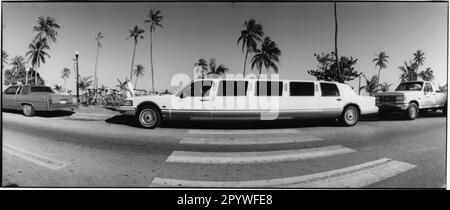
xmin=187 ymin=129 xmax=300 ymax=135
xmin=3 ymin=144 xmax=70 ymax=170
xmin=152 ymin=158 xmax=416 ymax=188
xmin=166 ymin=145 xmax=354 ymax=164
xmin=179 ymin=136 xmax=323 ymax=145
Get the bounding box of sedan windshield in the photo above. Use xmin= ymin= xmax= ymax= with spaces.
xmin=395 ymin=82 xmax=423 ymax=91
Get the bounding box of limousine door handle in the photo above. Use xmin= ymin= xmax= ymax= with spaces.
xmin=336 ymin=98 xmax=342 ymax=101
xmin=200 ymin=99 xmax=209 ymax=102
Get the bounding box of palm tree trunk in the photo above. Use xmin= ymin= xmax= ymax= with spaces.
xmin=25 ymin=69 xmax=28 ymax=85
xmin=150 ymin=31 xmax=155 ymax=92
xmin=94 ymin=43 xmax=100 ymax=91
xmin=35 ymin=70 xmax=38 ymax=85
xmin=130 ymin=41 xmax=137 ymax=81
xmin=258 ymin=66 xmax=262 ymax=79
xmin=64 ymin=78 xmax=66 ymax=92
xmin=135 ymin=76 xmax=139 ymax=89
xmin=243 ymin=49 xmax=249 ymax=76
xmin=334 ymin=2 xmax=341 ymax=83
xmin=377 ymin=67 xmax=381 ymax=84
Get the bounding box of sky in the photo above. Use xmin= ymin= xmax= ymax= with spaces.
xmin=1 ymin=2 xmax=448 ymax=94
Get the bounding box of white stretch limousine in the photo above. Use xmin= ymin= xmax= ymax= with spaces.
xmin=119 ymin=79 xmax=378 ymax=128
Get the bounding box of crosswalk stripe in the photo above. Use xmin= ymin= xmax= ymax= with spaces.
xmin=167 ymin=145 xmax=354 ymax=164
xmin=187 ymin=129 xmax=299 ymax=135
xmin=3 ymin=144 xmax=70 ymax=170
xmin=151 ymin=158 xmax=416 ymax=188
xmin=179 ymin=136 xmax=323 ymax=145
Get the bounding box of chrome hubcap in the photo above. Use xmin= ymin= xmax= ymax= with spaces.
xmin=345 ymin=109 xmax=357 ymax=124
xmin=410 ymin=106 xmax=417 ymax=118
xmin=140 ymin=109 xmax=156 ymax=127
xmin=24 ymin=106 xmax=31 ymax=115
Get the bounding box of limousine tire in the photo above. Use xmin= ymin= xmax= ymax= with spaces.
xmin=406 ymin=102 xmax=418 ymax=120
xmin=341 ymin=105 xmax=359 ymax=126
xmin=137 ymin=105 xmax=162 ymax=129
xmin=22 ymin=104 xmax=35 ymax=117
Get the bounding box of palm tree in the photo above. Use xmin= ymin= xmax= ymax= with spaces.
xmin=144 ymin=8 xmax=163 ymax=93
xmin=372 ymin=51 xmax=388 ymax=84
xmin=133 ymin=64 xmax=145 ymax=88
xmin=207 ymin=58 xmax=229 ymax=78
xmin=334 ymin=2 xmax=342 ymax=83
xmin=413 ymin=49 xmax=426 ymax=66
xmin=2 ymin=50 xmax=8 ymax=69
xmin=94 ymin=32 xmax=104 ymax=91
xmin=116 ymin=78 xmax=128 ymax=91
xmin=237 ymin=19 xmax=264 ymax=76
xmin=127 ymin=25 xmax=145 ymax=80
xmin=33 ymin=16 xmax=60 ymax=44
xmin=78 ymin=76 xmax=93 ymax=93
xmin=398 ymin=61 xmax=418 ymax=82
xmin=61 ymin=67 xmax=71 ymax=91
xmin=26 ymin=38 xmax=50 ymax=85
xmin=359 ymin=75 xmax=379 ymax=96
xmin=194 ymin=58 xmax=208 ymax=79
xmin=378 ymin=82 xmax=392 ymax=92
xmin=250 ymin=37 xmax=281 ymax=78
xmin=53 ymin=84 xmax=63 ymax=92
xmin=10 ymin=56 xmax=27 ymax=75
xmin=419 ymin=67 xmax=434 ymax=81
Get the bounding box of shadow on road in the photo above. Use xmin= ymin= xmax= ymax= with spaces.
xmin=2 ymin=109 xmax=75 ymax=118
xmin=104 ymin=111 xmax=446 ymax=129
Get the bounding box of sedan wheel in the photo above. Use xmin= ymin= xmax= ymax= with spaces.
xmin=22 ymin=104 xmax=35 ymax=117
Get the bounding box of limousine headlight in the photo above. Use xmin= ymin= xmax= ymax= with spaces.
xmin=123 ymin=100 xmax=133 ymax=106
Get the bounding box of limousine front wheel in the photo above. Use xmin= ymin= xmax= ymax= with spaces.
xmin=137 ymin=106 xmax=162 ymax=129
xmin=341 ymin=106 xmax=359 ymax=126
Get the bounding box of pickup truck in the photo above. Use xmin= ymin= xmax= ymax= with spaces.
xmin=375 ymin=81 xmax=447 ymax=120
xmin=2 ymin=85 xmax=78 ymax=116
xmin=118 ymin=79 xmax=378 ymax=128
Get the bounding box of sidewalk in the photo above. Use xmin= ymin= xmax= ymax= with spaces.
xmin=68 ymin=106 xmax=121 ymax=121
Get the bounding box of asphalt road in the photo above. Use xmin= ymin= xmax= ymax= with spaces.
xmin=1 ymin=110 xmax=447 ymax=188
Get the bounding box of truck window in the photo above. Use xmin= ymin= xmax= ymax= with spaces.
xmin=395 ymin=82 xmax=423 ymax=91
xmin=290 ymin=82 xmax=314 ymax=96
xmin=217 ymin=81 xmax=249 ymax=96
xmin=4 ymin=86 xmax=18 ymax=95
xmin=178 ymin=81 xmax=213 ymax=98
xmin=320 ymin=83 xmax=340 ymax=96
xmin=424 ymin=83 xmax=433 ymax=93
xmin=30 ymin=86 xmax=54 ymax=93
xmin=256 ymin=81 xmax=283 ymax=96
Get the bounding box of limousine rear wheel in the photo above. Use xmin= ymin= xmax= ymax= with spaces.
xmin=341 ymin=106 xmax=359 ymax=126
xmin=22 ymin=104 xmax=35 ymax=117
xmin=137 ymin=106 xmax=161 ymax=129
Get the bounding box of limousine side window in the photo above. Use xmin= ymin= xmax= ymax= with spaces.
xmin=4 ymin=86 xmax=18 ymax=95
xmin=256 ymin=81 xmax=283 ymax=96
xmin=320 ymin=83 xmax=340 ymax=97
xmin=178 ymin=81 xmax=213 ymax=98
xmin=290 ymin=82 xmax=314 ymax=96
xmin=217 ymin=81 xmax=249 ymax=96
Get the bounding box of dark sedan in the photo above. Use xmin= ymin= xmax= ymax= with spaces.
xmin=2 ymin=85 xmax=77 ymax=116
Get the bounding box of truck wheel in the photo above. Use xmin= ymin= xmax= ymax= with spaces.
xmin=137 ymin=105 xmax=162 ymax=129
xmin=341 ymin=105 xmax=359 ymax=126
xmin=22 ymin=104 xmax=35 ymax=117
xmin=378 ymin=109 xmax=390 ymax=119
xmin=406 ymin=103 xmax=418 ymax=120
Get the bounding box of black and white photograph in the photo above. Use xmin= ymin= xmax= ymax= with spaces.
xmin=0 ymin=0 xmax=448 ymax=192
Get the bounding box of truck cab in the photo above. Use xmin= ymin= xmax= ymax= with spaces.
xmin=375 ymin=81 xmax=447 ymax=120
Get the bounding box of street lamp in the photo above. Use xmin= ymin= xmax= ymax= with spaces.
xmin=75 ymin=51 xmax=80 ymax=104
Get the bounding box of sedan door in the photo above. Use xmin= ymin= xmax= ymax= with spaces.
xmin=2 ymin=86 xmax=19 ymax=110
